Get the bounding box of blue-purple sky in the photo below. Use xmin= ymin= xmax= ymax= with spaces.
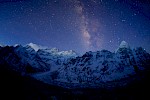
xmin=0 ymin=0 xmax=150 ymax=54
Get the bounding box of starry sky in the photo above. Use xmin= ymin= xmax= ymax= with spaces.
xmin=0 ymin=0 xmax=150 ymax=54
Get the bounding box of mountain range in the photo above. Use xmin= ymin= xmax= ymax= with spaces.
xmin=0 ymin=41 xmax=150 ymax=89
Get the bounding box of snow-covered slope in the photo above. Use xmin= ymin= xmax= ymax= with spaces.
xmin=0 ymin=44 xmax=4 ymax=47
xmin=0 ymin=41 xmax=150 ymax=88
xmin=32 ymin=41 xmax=150 ymax=88
xmin=37 ymin=48 xmax=77 ymax=71
xmin=0 ymin=43 xmax=77 ymax=73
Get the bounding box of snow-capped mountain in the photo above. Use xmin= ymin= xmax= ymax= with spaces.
xmin=119 ymin=41 xmax=130 ymax=49
xmin=0 ymin=41 xmax=150 ymax=88
xmin=25 ymin=43 xmax=47 ymax=51
xmin=51 ymin=44 xmax=149 ymax=86
xmin=0 ymin=43 xmax=77 ymax=73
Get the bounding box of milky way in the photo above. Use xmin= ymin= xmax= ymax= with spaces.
xmin=0 ymin=0 xmax=150 ymax=54
xmin=73 ymin=0 xmax=91 ymax=49
xmin=71 ymin=0 xmax=103 ymax=51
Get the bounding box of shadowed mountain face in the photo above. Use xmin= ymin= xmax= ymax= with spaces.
xmin=0 ymin=41 xmax=150 ymax=99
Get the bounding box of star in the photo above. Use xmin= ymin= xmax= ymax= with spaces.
xmin=0 ymin=0 xmax=149 ymax=54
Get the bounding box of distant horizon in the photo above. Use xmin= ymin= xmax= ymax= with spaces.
xmin=1 ymin=40 xmax=149 ymax=55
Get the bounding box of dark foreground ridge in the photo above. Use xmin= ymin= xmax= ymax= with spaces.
xmin=0 ymin=65 xmax=150 ymax=100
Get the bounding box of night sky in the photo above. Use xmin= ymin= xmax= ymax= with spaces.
xmin=0 ymin=0 xmax=150 ymax=54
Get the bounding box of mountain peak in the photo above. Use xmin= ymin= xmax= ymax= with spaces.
xmin=0 ymin=44 xmax=4 ymax=47
xmin=0 ymin=43 xmax=5 ymax=47
xmin=26 ymin=43 xmax=46 ymax=51
xmin=14 ymin=44 xmax=20 ymax=47
xmin=119 ymin=41 xmax=129 ymax=49
xmin=58 ymin=50 xmax=77 ymax=57
xmin=50 ymin=48 xmax=59 ymax=52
